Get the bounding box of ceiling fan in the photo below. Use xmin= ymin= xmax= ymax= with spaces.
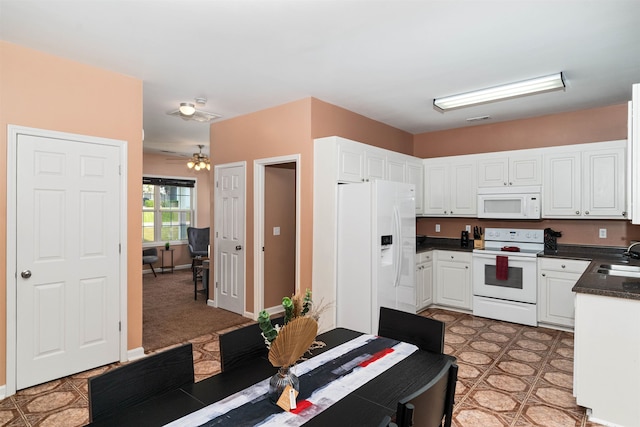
xmin=167 ymin=97 xmax=221 ymax=123
xmin=186 ymin=145 xmax=211 ymax=171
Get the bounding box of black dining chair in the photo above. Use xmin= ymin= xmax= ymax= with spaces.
xmin=219 ymin=316 xmax=285 ymax=372
xmin=377 ymin=306 xmax=445 ymax=354
xmin=88 ymin=343 xmax=194 ymax=423
xmin=142 ymin=247 xmax=159 ymax=277
xmin=395 ymin=360 xmax=458 ymax=427
xmin=187 ymin=226 xmax=210 ymax=290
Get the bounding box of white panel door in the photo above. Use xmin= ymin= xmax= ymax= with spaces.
xmin=16 ymin=134 xmax=120 ymax=389
xmin=216 ymin=164 xmax=245 ymax=314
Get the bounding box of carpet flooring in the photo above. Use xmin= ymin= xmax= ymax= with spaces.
xmin=143 ymin=268 xmax=252 ymax=352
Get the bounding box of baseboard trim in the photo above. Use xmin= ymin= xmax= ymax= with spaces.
xmin=127 ymin=346 xmax=145 ymax=361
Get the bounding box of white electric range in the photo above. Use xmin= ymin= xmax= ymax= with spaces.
xmin=472 ymin=228 xmax=544 ymax=326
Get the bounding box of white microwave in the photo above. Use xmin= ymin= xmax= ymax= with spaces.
xmin=477 ymin=186 xmax=541 ymax=219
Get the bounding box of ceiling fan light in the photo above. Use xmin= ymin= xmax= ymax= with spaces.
xmin=433 ymin=72 xmax=565 ymax=111
xmin=187 ymin=160 xmax=195 ymax=169
xmin=194 ymin=164 xmax=201 ymax=171
xmin=199 ymin=161 xmax=206 ymax=169
xmin=206 ymin=163 xmax=211 ymax=170
xmin=179 ymin=102 xmax=196 ymax=116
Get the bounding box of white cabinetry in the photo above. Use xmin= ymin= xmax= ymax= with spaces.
xmin=537 ymin=258 xmax=589 ymax=328
xmin=631 ymin=83 xmax=640 ymax=224
xmin=434 ymin=250 xmax=472 ymax=310
xmin=477 ymin=152 xmax=541 ymax=187
xmin=574 ymin=293 xmax=640 ymax=426
xmin=416 ymin=251 xmax=433 ymax=311
xmin=423 ymin=156 xmax=477 ymax=216
xmin=543 ymin=140 xmax=627 ymax=219
xmin=406 ymin=160 xmax=424 ymax=214
xmin=337 ymin=139 xmax=385 ymax=183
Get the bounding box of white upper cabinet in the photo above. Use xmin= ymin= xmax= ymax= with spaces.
xmin=337 ymin=139 xmax=386 ymax=183
xmin=478 ymin=152 xmax=541 ymax=187
xmin=543 ymin=140 xmax=627 ymax=219
xmin=423 ymin=156 xmax=477 ymax=216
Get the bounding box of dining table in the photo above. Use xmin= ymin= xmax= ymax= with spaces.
xmin=85 ymin=328 xmax=456 ymax=427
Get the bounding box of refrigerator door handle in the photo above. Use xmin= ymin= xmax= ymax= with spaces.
xmin=393 ymin=206 xmax=402 ymax=288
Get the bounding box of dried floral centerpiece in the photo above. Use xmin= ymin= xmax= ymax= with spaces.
xmin=258 ymin=290 xmax=325 ymax=408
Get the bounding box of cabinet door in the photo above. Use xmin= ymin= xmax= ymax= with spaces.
xmin=422 ymin=261 xmax=433 ymax=308
xmin=407 ymin=161 xmax=424 ymax=214
xmin=582 ymin=147 xmax=627 ymax=218
xmin=435 ymin=259 xmax=471 ymax=309
xmin=386 ymin=157 xmax=406 ymax=182
xmin=365 ymin=151 xmax=386 ymax=181
xmin=450 ymin=161 xmax=477 ymax=216
xmin=337 ymin=143 xmax=364 ymax=183
xmin=538 ymin=270 xmax=579 ymax=327
xmin=510 ymin=154 xmax=542 ymax=186
xmin=543 ymin=152 xmax=581 ymax=217
xmin=423 ymin=161 xmax=449 ymax=215
xmin=477 ymin=157 xmax=508 ymax=187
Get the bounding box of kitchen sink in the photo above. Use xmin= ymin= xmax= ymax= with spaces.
xmin=596 ymin=264 xmax=640 ymax=278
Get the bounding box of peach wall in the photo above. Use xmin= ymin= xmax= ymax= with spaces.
xmin=143 ymin=152 xmax=212 ymax=280
xmin=210 ymin=97 xmax=414 ymax=313
xmin=211 ymin=99 xmax=312 ymax=311
xmin=0 ymin=41 xmax=143 ymax=384
xmin=413 ymin=104 xmax=628 ymax=158
xmin=311 ymin=98 xmax=413 ymax=153
xmin=264 ymin=166 xmax=296 ymax=307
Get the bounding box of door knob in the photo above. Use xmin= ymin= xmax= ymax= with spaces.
xmin=21 ymin=270 xmax=32 ymax=279
xmin=235 ymin=245 xmax=242 ymax=250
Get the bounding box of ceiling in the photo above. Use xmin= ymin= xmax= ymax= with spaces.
xmin=2 ymin=0 xmax=640 ymax=158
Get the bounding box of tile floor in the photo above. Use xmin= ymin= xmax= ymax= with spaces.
xmin=0 ymin=309 xmax=604 ymax=427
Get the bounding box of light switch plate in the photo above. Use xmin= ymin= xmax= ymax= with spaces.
xmin=435 ymin=224 xmax=441 ymax=233
xmin=599 ymin=228 xmax=607 ymax=238
xmin=273 ymin=226 xmax=280 ymax=236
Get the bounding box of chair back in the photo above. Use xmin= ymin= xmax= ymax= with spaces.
xmin=395 ymin=361 xmax=458 ymax=427
xmin=219 ymin=316 xmax=284 ymax=372
xmin=187 ymin=227 xmax=210 ymax=257
xmin=88 ymin=343 xmax=194 ymax=422
xmin=378 ymin=307 xmax=445 ymax=354
xmin=142 ymin=247 xmax=158 ymax=259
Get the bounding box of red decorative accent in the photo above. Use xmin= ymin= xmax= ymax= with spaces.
xmin=359 ymin=348 xmax=394 ymax=367
xmin=291 ymin=399 xmax=313 ymax=414
xmin=496 ymin=256 xmax=509 ymax=280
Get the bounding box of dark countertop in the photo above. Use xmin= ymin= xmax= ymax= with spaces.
xmin=417 ymin=240 xmax=640 ymax=301
xmin=416 ymin=237 xmax=474 ymax=254
xmin=541 ymin=244 xmax=640 ymax=301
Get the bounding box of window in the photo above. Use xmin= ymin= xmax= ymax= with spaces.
xmin=143 ymin=177 xmax=195 ymax=244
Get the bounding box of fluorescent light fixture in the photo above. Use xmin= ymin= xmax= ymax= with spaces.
xmin=179 ymin=102 xmax=196 ymax=116
xmin=434 ymin=72 xmax=565 ymax=111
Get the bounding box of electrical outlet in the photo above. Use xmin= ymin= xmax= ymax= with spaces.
xmin=465 ymin=225 xmax=471 ymax=232
xmin=599 ymin=228 xmax=607 ymax=238
xmin=435 ymin=224 xmax=441 ymax=233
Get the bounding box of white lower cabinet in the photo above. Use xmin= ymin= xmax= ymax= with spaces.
xmin=434 ymin=250 xmax=472 ymax=310
xmin=537 ymin=258 xmax=589 ymax=328
xmin=574 ymin=293 xmax=640 ymax=426
xmin=416 ymin=251 xmax=433 ymax=310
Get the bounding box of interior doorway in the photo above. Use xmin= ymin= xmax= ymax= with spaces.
xmin=254 ymin=155 xmax=300 ymax=315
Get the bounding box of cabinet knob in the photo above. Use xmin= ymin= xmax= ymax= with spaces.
xmin=576 ymin=211 xmax=580 ymax=215
xmin=465 ymin=266 xmax=469 ymax=269
xmin=509 ymin=182 xmax=513 ymax=186
xmin=542 ymin=273 xmax=546 ymax=277
xmin=622 ymin=211 xmax=627 ymax=217
xmin=561 ymin=264 xmax=566 ymax=269
xmin=503 ymin=182 xmax=507 ymax=186
xmin=450 ymin=256 xmax=454 ymax=259
xmin=450 ymin=211 xmax=454 ymax=214
xmin=585 ymin=211 xmax=589 ymax=215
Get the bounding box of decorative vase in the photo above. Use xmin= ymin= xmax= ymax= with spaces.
xmin=268 ymin=366 xmax=299 ymax=404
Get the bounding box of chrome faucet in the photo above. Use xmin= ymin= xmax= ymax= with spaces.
xmin=623 ymin=242 xmax=640 ymax=260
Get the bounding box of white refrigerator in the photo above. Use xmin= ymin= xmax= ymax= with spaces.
xmin=336 ymin=180 xmax=416 ymax=334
